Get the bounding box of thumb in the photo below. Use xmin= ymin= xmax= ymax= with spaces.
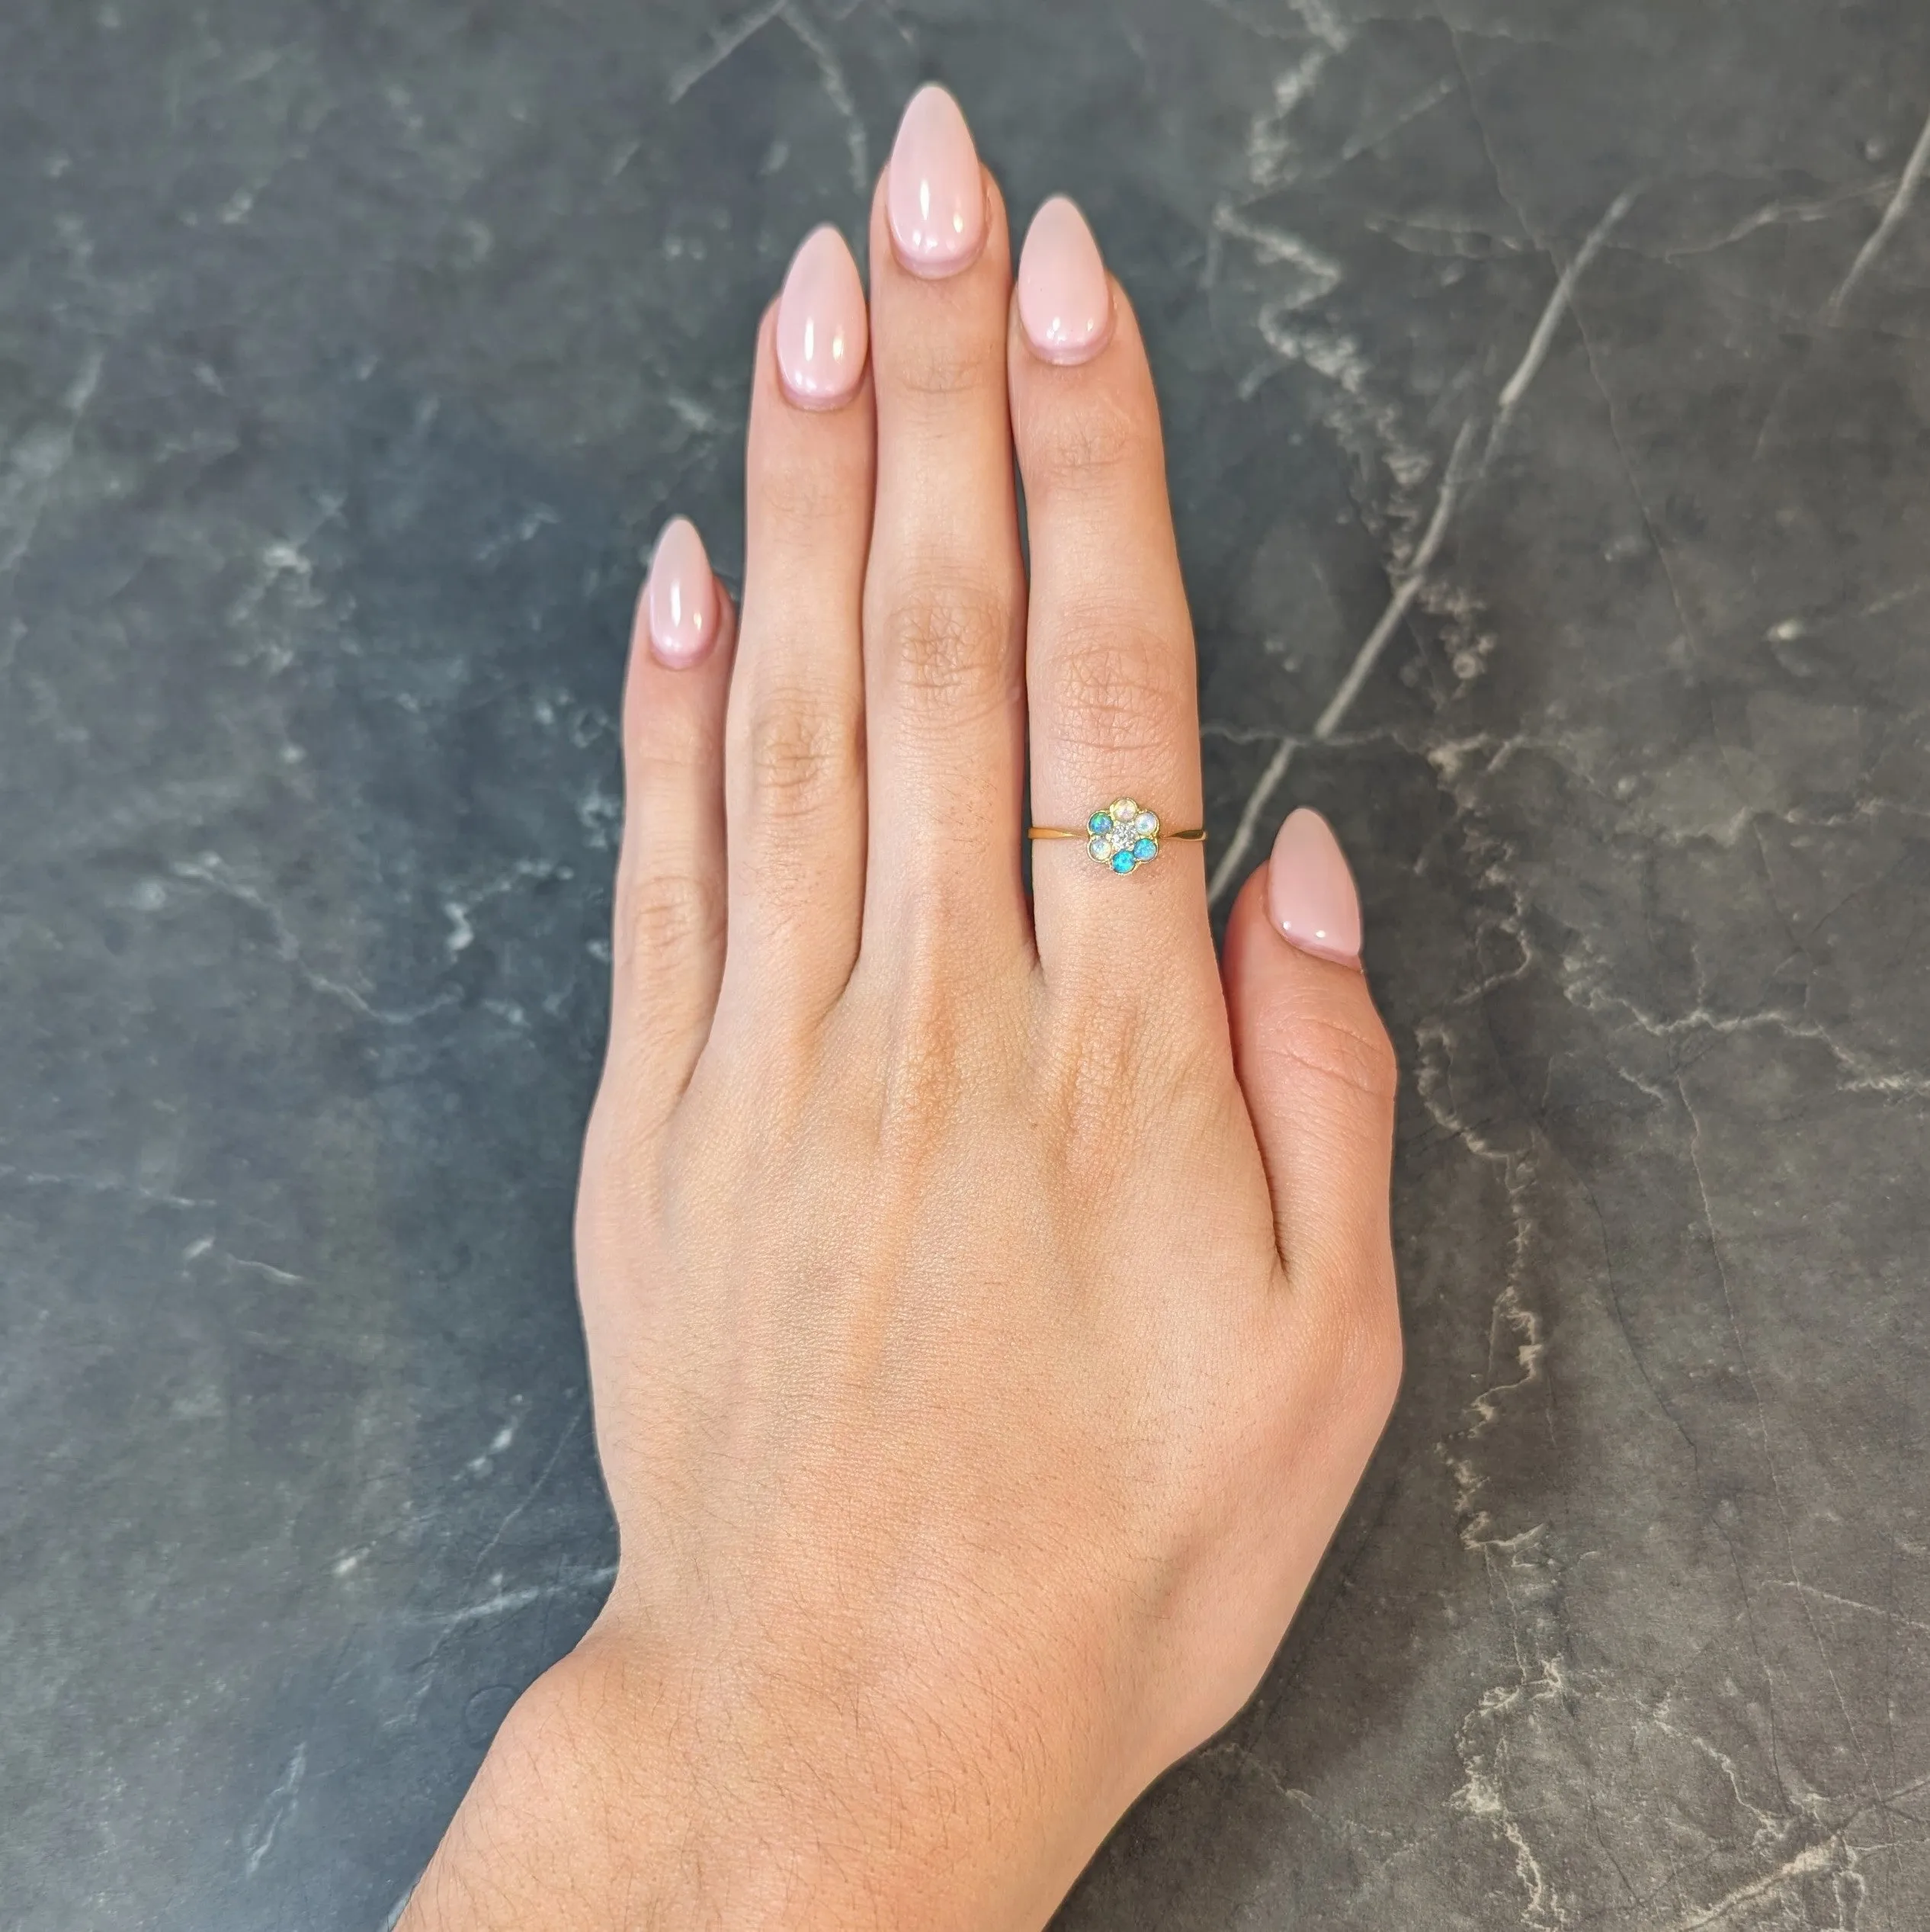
xmin=1222 ymin=810 xmax=1399 ymax=1308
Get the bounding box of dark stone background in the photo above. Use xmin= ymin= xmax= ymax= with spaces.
xmin=3 ymin=2 xmax=1927 ymax=1926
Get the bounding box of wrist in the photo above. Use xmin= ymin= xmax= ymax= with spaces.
xmin=399 ymin=1631 xmax=682 ymax=1931
xmin=405 ymin=1600 xmax=1124 ymax=1932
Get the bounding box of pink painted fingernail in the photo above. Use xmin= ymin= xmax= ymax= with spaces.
xmin=643 ymin=516 xmax=720 ymax=667
xmin=887 ymin=84 xmax=986 ymax=275
xmin=775 ymin=224 xmax=869 ymax=407
xmin=1018 ymin=196 xmax=1113 ymax=364
xmin=1268 ymin=809 xmax=1362 ymax=963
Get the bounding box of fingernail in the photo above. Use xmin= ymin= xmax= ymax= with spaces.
xmin=776 ymin=224 xmax=869 ymax=407
xmin=1268 ymin=809 xmax=1362 ymax=963
xmin=1018 ymin=196 xmax=1113 ymax=365
xmin=643 ymin=516 xmax=720 ymax=667
xmin=887 ymin=84 xmax=986 ymax=276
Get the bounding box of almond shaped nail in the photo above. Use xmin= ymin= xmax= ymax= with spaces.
xmin=887 ymin=84 xmax=986 ymax=275
xmin=1268 ymin=808 xmax=1362 ymax=963
xmin=643 ymin=516 xmax=719 ymax=667
xmin=775 ymin=224 xmax=870 ymax=406
xmin=1018 ymin=195 xmax=1113 ymax=365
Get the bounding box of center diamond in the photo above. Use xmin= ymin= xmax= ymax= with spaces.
xmin=1085 ymin=798 xmax=1162 ymax=874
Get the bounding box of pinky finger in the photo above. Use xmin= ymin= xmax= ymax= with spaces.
xmin=603 ymin=515 xmax=736 ymax=1132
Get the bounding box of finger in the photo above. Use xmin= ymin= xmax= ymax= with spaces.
xmin=717 ymin=226 xmax=875 ymax=1037
xmin=1007 ymin=197 xmax=1215 ymax=1006
xmin=1220 ymin=810 xmax=1399 ymax=1323
xmin=603 ymin=517 xmax=736 ymax=1127
xmin=858 ymin=88 xmax=1029 ymax=973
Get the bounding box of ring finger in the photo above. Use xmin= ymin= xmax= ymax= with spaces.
xmin=1008 ymin=197 xmax=1217 ymax=1008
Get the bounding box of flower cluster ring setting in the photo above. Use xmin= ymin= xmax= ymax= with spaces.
xmin=1028 ymin=799 xmax=1207 ymax=875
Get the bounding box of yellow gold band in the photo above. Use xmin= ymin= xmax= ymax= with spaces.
xmin=1028 ymin=826 xmax=1205 ymax=840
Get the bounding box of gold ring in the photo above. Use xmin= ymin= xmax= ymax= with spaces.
xmin=1028 ymin=798 xmax=1206 ymax=875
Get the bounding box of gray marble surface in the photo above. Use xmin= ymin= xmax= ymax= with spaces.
xmin=3 ymin=2 xmax=1928 ymax=1926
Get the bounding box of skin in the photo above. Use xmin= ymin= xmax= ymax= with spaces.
xmin=401 ymin=149 xmax=1401 ymax=1932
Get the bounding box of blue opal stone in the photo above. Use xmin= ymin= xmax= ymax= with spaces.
xmin=1133 ymin=837 xmax=1158 ymax=861
xmin=1088 ymin=811 xmax=1110 ymax=834
xmin=1111 ymin=850 xmax=1137 ymax=874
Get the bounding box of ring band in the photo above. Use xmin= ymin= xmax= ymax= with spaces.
xmin=1028 ymin=798 xmax=1206 ymax=875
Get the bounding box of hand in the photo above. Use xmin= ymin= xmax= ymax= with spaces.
xmin=403 ymin=85 xmax=1399 ymax=1932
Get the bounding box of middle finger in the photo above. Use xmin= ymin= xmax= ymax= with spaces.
xmin=857 ymin=88 xmax=1031 ymax=987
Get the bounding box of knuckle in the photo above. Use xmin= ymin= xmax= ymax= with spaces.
xmin=880 ymin=1002 xmax=970 ymax=1131
xmin=1332 ymin=1282 xmax=1404 ymax=1420
xmin=1050 ymin=617 xmax=1190 ymax=762
xmin=753 ymin=441 xmax=866 ymax=534
xmin=1045 ymin=1025 xmax=1137 ymax=1128
xmin=1040 ymin=1003 xmax=1197 ymax=1141
xmin=876 ymin=576 xmax=1014 ymax=716
xmin=757 ymin=463 xmax=842 ymax=532
xmin=616 ymin=864 xmax=723 ymax=972
xmin=624 ymin=703 xmax=713 ymax=794
xmin=887 ymin=325 xmax=1005 ymax=402
xmin=1263 ymin=1006 xmax=1399 ymax=1109
xmin=1271 ymin=1253 xmax=1403 ymax=1458
xmin=1293 ymin=1216 xmax=1403 ymax=1420
xmin=1024 ymin=390 xmax=1142 ymax=494
xmin=741 ymin=684 xmax=858 ymax=820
